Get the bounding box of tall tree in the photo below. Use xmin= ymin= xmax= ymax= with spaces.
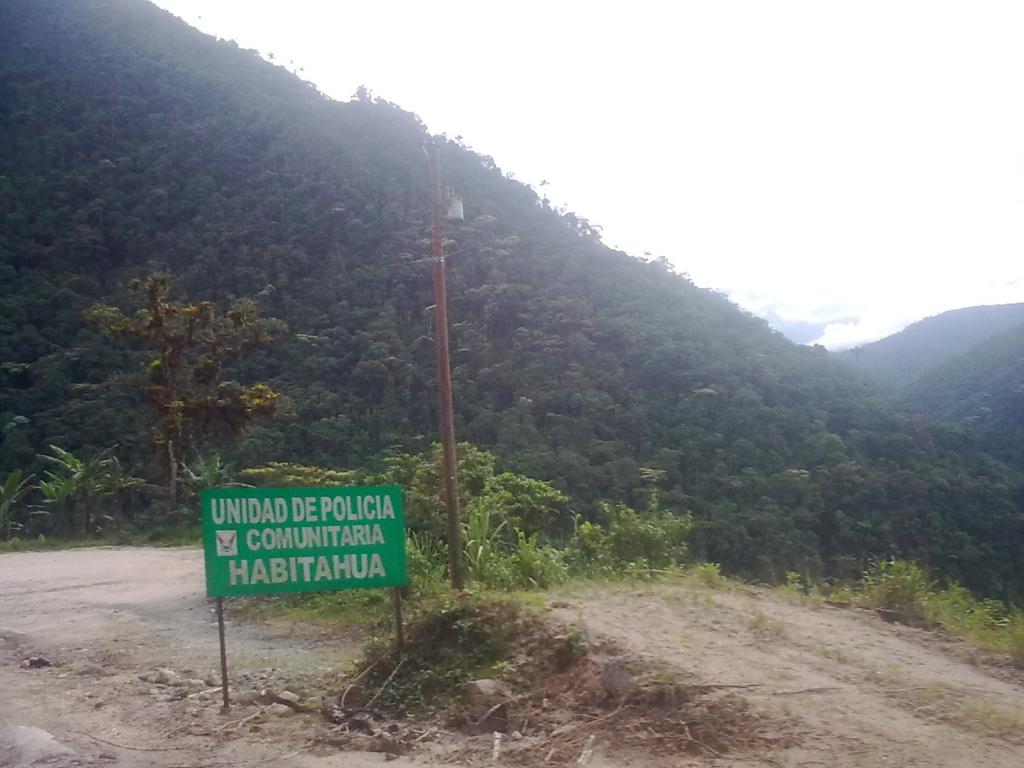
xmin=87 ymin=275 xmax=285 ymax=508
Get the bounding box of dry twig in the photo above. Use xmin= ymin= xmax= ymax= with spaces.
xmin=682 ymin=723 xmax=722 ymax=758
xmin=216 ymin=709 xmax=264 ymax=732
xmin=366 ymin=655 xmax=406 ymax=708
xmin=539 ymin=703 xmax=629 ymax=745
xmin=71 ymin=731 xmax=184 ymax=752
xmin=340 ymin=656 xmax=382 ymax=709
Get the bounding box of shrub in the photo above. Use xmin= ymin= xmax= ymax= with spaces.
xmin=352 ymin=594 xmax=520 ymax=714
xmin=857 ymin=560 xmax=934 ymax=621
xmin=475 ymin=473 xmax=567 ymax=537
xmin=511 ymin=532 xmax=567 ymax=589
xmin=848 ymin=560 xmax=1024 ymax=669
xmin=406 ymin=532 xmax=447 ymax=597
xmin=379 ymin=443 xmax=496 ymax=536
xmin=1005 ymin=615 xmax=1024 ymax=667
xmin=564 ymin=501 xmax=692 ymax=577
xmin=923 ymin=584 xmax=1006 ymax=642
xmin=690 ymin=562 xmax=724 ymax=588
xmin=564 ymin=518 xmax=614 ymax=576
xmin=463 ymin=497 xmax=508 ymax=586
xmin=605 ymin=503 xmax=691 ymax=568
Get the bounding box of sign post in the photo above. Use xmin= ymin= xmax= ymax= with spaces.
xmin=200 ymin=485 xmax=408 ymax=709
xmin=215 ymin=597 xmax=229 ymax=711
xmin=392 ymin=588 xmax=404 ymax=654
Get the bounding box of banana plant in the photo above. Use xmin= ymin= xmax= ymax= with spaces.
xmin=0 ymin=469 xmax=34 ymax=539
xmin=182 ymin=453 xmax=248 ymax=493
xmin=38 ymin=445 xmax=117 ymax=535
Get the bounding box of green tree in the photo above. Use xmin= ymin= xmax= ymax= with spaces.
xmin=380 ymin=443 xmax=496 ymax=535
xmin=87 ymin=275 xmax=286 ymax=509
xmin=470 ymin=472 xmax=567 ymax=537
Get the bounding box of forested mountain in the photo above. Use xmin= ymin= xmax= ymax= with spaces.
xmin=902 ymin=322 xmax=1024 ymax=469
xmin=2 ymin=0 xmax=1023 ymax=596
xmin=835 ymin=304 xmax=1024 ymax=469
xmin=837 ymin=303 xmax=1024 ymax=390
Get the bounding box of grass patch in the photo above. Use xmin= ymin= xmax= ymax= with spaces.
xmin=0 ymin=523 xmax=201 ymax=553
xmin=955 ymin=699 xmax=1024 ymax=738
xmin=882 ymin=680 xmax=1024 ymax=741
xmin=748 ymin=610 xmax=788 ymax=639
xmin=791 ymin=561 xmax=1024 ymax=669
xmin=864 ymin=662 xmax=905 ymax=686
xmin=809 ymin=641 xmax=862 ymax=667
xmin=231 ymin=587 xmax=396 ymax=627
xmin=340 ymin=592 xmax=543 ymax=715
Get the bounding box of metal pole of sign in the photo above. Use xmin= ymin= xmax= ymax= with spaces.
xmin=393 ymin=588 xmax=405 ymax=654
xmin=216 ymin=597 xmax=230 ymax=712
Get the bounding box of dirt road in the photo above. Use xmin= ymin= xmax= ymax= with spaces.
xmin=552 ymin=582 xmax=1024 ymax=767
xmin=3 ymin=548 xmax=1024 ymax=767
xmin=0 ymin=547 xmax=430 ymax=768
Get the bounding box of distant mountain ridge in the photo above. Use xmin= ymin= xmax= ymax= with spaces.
xmin=902 ymin=319 xmax=1024 ymax=467
xmin=837 ymin=303 xmax=1024 ymax=390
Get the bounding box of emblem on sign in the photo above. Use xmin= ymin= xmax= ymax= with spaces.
xmin=201 ymin=486 xmax=407 ymax=597
xmin=215 ymin=530 xmax=238 ymax=556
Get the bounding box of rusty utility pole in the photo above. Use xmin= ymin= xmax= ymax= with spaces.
xmin=429 ymin=141 xmax=464 ymax=590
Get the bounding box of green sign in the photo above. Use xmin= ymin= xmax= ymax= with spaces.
xmin=200 ymin=485 xmax=408 ymax=597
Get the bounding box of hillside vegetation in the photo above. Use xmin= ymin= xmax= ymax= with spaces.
xmin=2 ymin=0 xmax=1023 ymax=597
xmin=836 ymin=304 xmax=1024 ymax=470
xmin=902 ymin=321 xmax=1024 ymax=469
xmin=838 ymin=303 xmax=1024 ymax=391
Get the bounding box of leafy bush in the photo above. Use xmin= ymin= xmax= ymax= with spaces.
xmin=234 ymin=445 xmax=689 ymax=592
xmin=606 ymin=503 xmax=691 ymax=568
xmin=475 ymin=473 xmax=567 ymax=537
xmin=379 ymin=443 xmax=495 ymax=536
xmin=406 ymin=532 xmax=447 ymax=597
xmin=1006 ymin=616 xmax=1024 ymax=667
xmin=564 ymin=519 xmax=614 ymax=576
xmin=923 ymin=584 xmax=1006 ymax=641
xmin=857 ymin=560 xmax=935 ymax=621
xmin=565 ymin=500 xmax=692 ymax=577
xmin=690 ymin=562 xmax=725 ymax=588
xmin=511 ymin=532 xmax=567 ymax=588
xmin=458 ymin=501 xmax=567 ymax=590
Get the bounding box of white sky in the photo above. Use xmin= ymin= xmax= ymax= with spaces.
xmin=152 ymin=0 xmax=1024 ymax=348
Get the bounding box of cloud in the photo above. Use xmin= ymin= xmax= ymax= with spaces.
xmin=759 ymin=313 xmax=829 ymax=344
xmin=811 ymin=318 xmax=911 ymax=350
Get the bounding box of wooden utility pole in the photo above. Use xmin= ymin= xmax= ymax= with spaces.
xmin=430 ymin=142 xmax=465 ymax=590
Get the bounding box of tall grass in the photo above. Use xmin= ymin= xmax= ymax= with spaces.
xmin=845 ymin=560 xmax=1024 ymax=667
